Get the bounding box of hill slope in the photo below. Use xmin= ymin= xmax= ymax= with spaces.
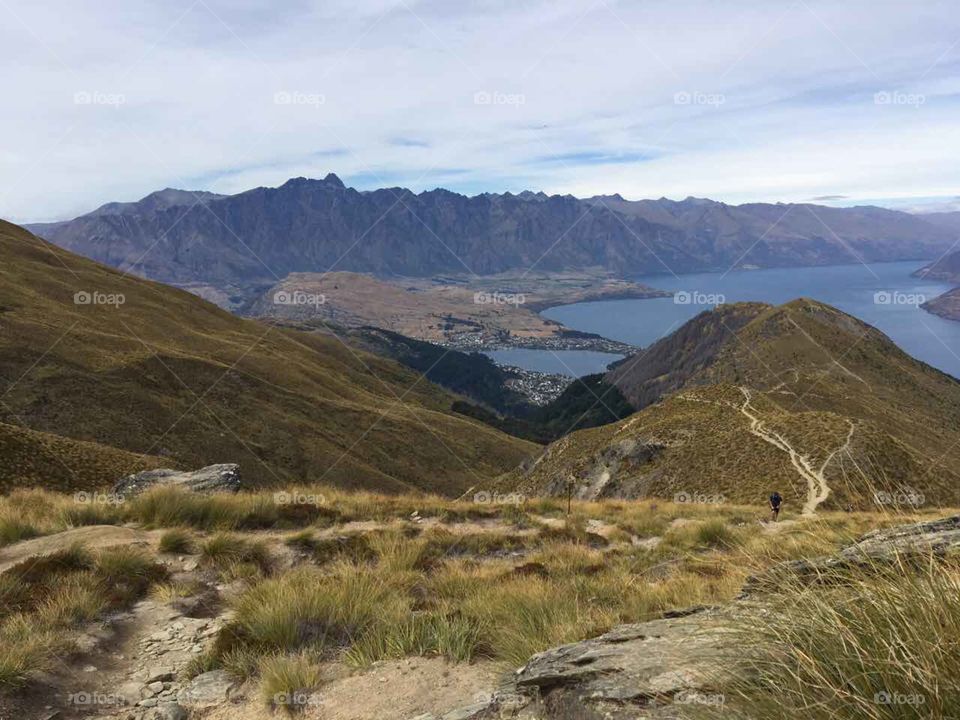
xmin=27 ymin=177 xmax=956 ymax=302
xmin=0 ymin=220 xmax=535 ymax=494
xmin=0 ymin=421 xmax=166 ymax=493
xmin=508 ymin=300 xmax=960 ymax=509
xmin=913 ymin=249 xmax=960 ymax=283
xmin=922 ymin=286 xmax=960 ymax=322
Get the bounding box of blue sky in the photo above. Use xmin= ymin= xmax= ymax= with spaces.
xmin=1 ymin=0 xmax=958 ymax=221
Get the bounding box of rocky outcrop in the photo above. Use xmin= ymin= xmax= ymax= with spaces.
xmin=424 ymin=611 xmax=729 ymax=720
xmin=112 ymin=464 xmax=241 ymax=497
xmin=744 ymin=514 xmax=960 ymax=592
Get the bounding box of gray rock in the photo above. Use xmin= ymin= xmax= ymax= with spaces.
xmin=141 ymin=703 xmax=188 ymax=720
xmin=744 ymin=514 xmax=960 ymax=592
xmin=113 ymin=464 xmax=241 ymax=497
xmin=142 ymin=667 xmax=176 ymax=683
xmin=178 ymin=670 xmax=237 ymax=708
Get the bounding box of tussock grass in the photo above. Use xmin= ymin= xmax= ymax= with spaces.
xmin=0 ymin=543 xmax=166 ymax=691
xmin=260 ymin=653 xmax=324 ymax=712
xmin=0 ymin=514 xmax=38 ymax=548
xmin=200 ymin=533 xmax=273 ymax=576
xmin=158 ymin=528 xmax=195 ymax=554
xmin=700 ymin=557 xmax=960 ymax=719
xmin=213 ymin=566 xmax=401 ymax=667
xmin=1 ymin=484 xmax=952 ymax=704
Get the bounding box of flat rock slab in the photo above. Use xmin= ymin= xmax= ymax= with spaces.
xmin=744 ymin=514 xmax=960 ymax=592
xmin=440 ymin=612 xmax=731 ymax=719
xmin=178 ymin=670 xmax=237 ymax=709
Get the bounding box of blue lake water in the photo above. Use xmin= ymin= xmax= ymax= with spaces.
xmin=484 ymin=349 xmax=625 ymax=377
xmin=489 ymin=262 xmax=960 ymax=379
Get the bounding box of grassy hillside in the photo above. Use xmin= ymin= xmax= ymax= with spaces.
xmin=510 ymin=300 xmax=960 ymax=509
xmin=0 ymin=421 xmax=165 ymax=493
xmin=0 ymin=221 xmax=536 ymax=494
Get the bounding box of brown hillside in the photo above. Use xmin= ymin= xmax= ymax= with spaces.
xmin=510 ymin=300 xmax=960 ymax=509
xmin=0 ymin=220 xmax=536 ymax=494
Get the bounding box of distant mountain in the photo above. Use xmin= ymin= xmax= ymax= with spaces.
xmin=922 ymin=286 xmax=960 ymax=322
xmin=914 ymin=249 xmax=960 ymax=283
xmin=506 ymin=300 xmax=960 ymax=509
xmin=0 ymin=220 xmax=535 ymax=494
xmin=915 ymin=249 xmax=960 ymax=322
xmin=26 ymin=176 xmax=958 ymax=306
xmin=915 ymin=211 xmax=960 ymax=234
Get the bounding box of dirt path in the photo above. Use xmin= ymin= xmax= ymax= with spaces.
xmin=737 ymin=387 xmax=837 ymax=515
xmin=0 ymin=525 xmax=161 ymax=573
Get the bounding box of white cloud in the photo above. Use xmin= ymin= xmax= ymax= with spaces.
xmin=0 ymin=0 xmax=958 ymax=221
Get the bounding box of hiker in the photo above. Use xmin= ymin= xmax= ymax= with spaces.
xmin=769 ymin=491 xmax=783 ymax=522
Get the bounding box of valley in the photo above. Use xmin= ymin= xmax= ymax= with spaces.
xmin=247 ymin=269 xmax=658 ymax=353
xmin=5 ymin=3 xmax=960 ymax=718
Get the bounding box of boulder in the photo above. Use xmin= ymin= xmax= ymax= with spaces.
xmin=113 ymin=464 xmax=241 ymax=497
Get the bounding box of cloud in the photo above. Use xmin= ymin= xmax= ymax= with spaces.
xmin=0 ymin=0 xmax=958 ymax=221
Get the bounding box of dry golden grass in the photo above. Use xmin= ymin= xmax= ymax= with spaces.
xmin=1 ymin=485 xmax=951 ymax=705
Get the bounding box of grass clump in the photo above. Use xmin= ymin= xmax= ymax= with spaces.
xmin=694 ymin=519 xmax=741 ymax=549
xmin=0 ymin=544 xmax=166 ymax=692
xmin=200 ymin=533 xmax=273 ymax=576
xmin=212 ymin=567 xmax=400 ymax=666
xmin=260 ymin=653 xmax=324 ymax=713
xmin=702 ymin=557 xmax=960 ymax=719
xmin=159 ymin=528 xmax=195 ymax=554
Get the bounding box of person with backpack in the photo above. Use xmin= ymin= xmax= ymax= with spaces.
xmin=769 ymin=491 xmax=783 ymax=522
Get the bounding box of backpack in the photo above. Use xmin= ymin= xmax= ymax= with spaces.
xmin=770 ymin=493 xmax=782 ymax=507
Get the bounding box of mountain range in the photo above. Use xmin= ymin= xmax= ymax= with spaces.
xmin=0 ymin=220 xmax=535 ymax=494
xmin=507 ymin=300 xmax=960 ymax=509
xmin=27 ymin=176 xmax=960 ymax=309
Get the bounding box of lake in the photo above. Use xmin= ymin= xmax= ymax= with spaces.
xmin=486 ymin=261 xmax=960 ymax=379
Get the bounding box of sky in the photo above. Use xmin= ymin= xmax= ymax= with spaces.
xmin=1 ymin=0 xmax=959 ymax=222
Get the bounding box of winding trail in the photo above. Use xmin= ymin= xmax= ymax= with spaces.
xmin=737 ymin=387 xmax=851 ymax=515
